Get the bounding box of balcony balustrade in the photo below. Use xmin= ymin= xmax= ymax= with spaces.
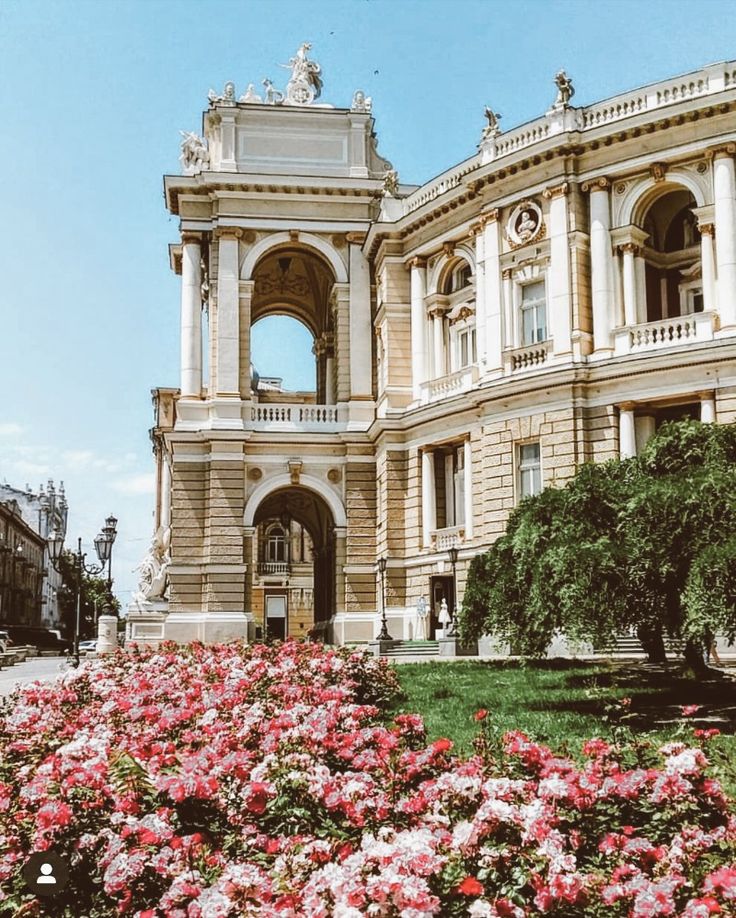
xmin=420 ymin=365 xmax=478 ymax=404
xmin=249 ymin=404 xmax=343 ymax=432
xmin=431 ymin=525 xmax=465 ymax=551
xmin=506 ymin=341 xmax=550 ymax=373
xmin=256 ymin=561 xmax=290 ymax=576
xmin=613 ymin=311 xmax=716 ymax=356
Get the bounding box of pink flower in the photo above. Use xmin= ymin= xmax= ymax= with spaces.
xmin=682 ymin=705 xmax=701 ymax=716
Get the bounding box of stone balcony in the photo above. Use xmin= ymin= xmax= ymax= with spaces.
xmin=420 ymin=365 xmax=478 ymax=404
xmin=431 ymin=525 xmax=465 ymax=551
xmin=249 ymin=404 xmax=344 ymax=432
xmin=256 ymin=561 xmax=290 ymax=577
xmin=613 ymin=311 xmax=716 ymax=356
xmin=505 ymin=341 xmax=550 ymax=373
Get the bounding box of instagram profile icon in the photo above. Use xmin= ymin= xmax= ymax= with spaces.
xmin=22 ymin=850 xmax=70 ymax=898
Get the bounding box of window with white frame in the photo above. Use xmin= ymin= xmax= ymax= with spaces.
xmin=520 ymin=281 xmax=547 ymax=345
xmin=265 ymin=524 xmax=287 ymax=563
xmin=442 ymin=446 xmax=466 ymax=526
xmin=518 ymin=442 xmax=542 ymax=499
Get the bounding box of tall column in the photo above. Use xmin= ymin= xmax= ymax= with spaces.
xmin=409 ymin=258 xmax=427 ymax=400
xmin=348 ymin=241 xmax=373 ymax=398
xmin=544 ymin=184 xmax=573 ymax=356
xmin=180 ymin=233 xmax=202 ymax=397
xmin=635 ymin=415 xmax=656 ymax=454
xmin=325 ymin=352 xmax=335 ymax=405
xmin=619 ymin=403 xmax=637 ymax=459
xmin=713 ymin=147 xmax=736 ymax=327
xmin=585 ymin=178 xmax=614 ymax=352
xmin=621 ymin=244 xmax=639 ymax=326
xmin=160 ymin=454 xmax=172 ymax=532
xmin=463 ymin=438 xmax=473 ymax=539
xmin=215 ymin=229 xmax=241 ymax=396
xmin=700 ymin=224 xmax=717 ymax=313
xmin=482 ymin=211 xmax=503 ymax=371
xmin=635 ymin=254 xmax=647 ymax=322
xmin=502 ymin=269 xmax=514 ymax=350
xmin=421 ymin=449 xmax=436 ymax=548
xmin=431 ymin=309 xmax=445 ymax=378
xmin=699 ymin=390 xmax=716 ymax=423
xmin=473 ymin=223 xmax=486 ymax=368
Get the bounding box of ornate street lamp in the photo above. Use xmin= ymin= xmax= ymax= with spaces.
xmin=447 ymin=545 xmax=459 ymax=637
xmin=375 ymin=555 xmax=392 ymax=641
xmin=46 ymin=512 xmax=118 ymax=666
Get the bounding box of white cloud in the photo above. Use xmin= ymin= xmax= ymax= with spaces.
xmin=111 ymin=472 xmax=156 ymax=496
xmin=0 ymin=422 xmax=23 ymax=437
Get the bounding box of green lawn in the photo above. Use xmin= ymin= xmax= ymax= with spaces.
xmin=387 ymin=659 xmax=736 ymax=759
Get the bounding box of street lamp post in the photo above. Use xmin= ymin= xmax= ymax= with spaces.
xmin=375 ymin=556 xmax=393 ymax=641
xmin=447 ymin=545 xmax=459 ymax=637
xmin=47 ymin=514 xmax=118 ymax=666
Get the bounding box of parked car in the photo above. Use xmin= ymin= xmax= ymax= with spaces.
xmin=78 ymin=640 xmax=98 ymax=654
xmin=5 ymin=626 xmax=71 ymax=654
xmin=0 ymin=630 xmax=10 ymax=653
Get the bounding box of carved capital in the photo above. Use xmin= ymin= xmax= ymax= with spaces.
xmin=428 ymin=304 xmax=448 ymax=319
xmin=408 ymin=256 xmax=426 ymax=270
xmin=346 ymin=231 xmax=367 ymax=245
xmin=480 ymin=207 xmax=500 ymax=225
xmin=618 ymin=242 xmax=640 ymax=255
xmin=543 ymin=181 xmax=569 ymax=200
xmin=213 ymin=226 xmax=243 ymax=240
xmin=442 ymin=241 xmax=455 ymax=258
xmin=581 ymin=177 xmax=611 ymax=193
xmin=181 ymin=232 xmax=203 ymax=246
xmin=619 ymin=401 xmax=637 ymax=412
xmin=502 ymin=268 xmax=513 ymax=280
xmin=705 ymin=142 xmax=736 ymax=160
xmin=699 ymin=222 xmax=715 ymax=236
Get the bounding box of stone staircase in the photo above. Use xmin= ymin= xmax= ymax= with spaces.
xmin=382 ymin=640 xmax=440 ymax=658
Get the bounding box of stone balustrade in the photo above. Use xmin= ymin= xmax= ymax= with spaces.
xmin=432 ymin=526 xmax=465 ymax=551
xmin=506 ymin=341 xmax=550 ymax=372
xmin=256 ymin=561 xmax=290 ymax=576
xmin=420 ymin=365 xmax=478 ymax=404
xmin=613 ymin=311 xmax=716 ymax=355
xmin=250 ymin=404 xmax=343 ymax=432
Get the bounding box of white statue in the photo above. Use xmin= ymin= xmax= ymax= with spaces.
xmin=552 ymin=70 xmax=575 ymax=109
xmin=132 ymin=527 xmax=171 ymax=608
xmin=351 ymin=90 xmax=372 ymax=113
xmin=415 ymin=596 xmax=429 ymax=640
xmin=482 ymin=107 xmax=502 ymax=139
xmin=208 ymin=81 xmax=236 ymax=105
xmin=179 ymin=131 xmax=210 ymax=175
xmin=239 ymin=83 xmax=262 ymax=103
xmin=382 ymin=169 xmax=400 ymax=197
xmin=262 ymin=78 xmax=284 ymax=105
xmin=438 ymin=597 xmax=452 ymax=636
xmin=280 ymin=42 xmax=323 ymax=105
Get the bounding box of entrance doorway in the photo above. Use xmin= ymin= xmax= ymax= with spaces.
xmin=430 ymin=575 xmax=455 ymax=637
xmin=265 ymin=593 xmax=287 ymax=640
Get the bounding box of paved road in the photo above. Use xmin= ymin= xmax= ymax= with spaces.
xmin=0 ymin=656 xmax=68 ymax=698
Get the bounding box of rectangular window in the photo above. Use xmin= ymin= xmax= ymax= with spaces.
xmin=518 ymin=442 xmax=542 ymax=499
xmin=457 ymin=328 xmax=477 ymax=369
xmin=521 ymin=281 xmax=547 ymax=345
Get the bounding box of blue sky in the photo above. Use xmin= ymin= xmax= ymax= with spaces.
xmin=1 ymin=0 xmax=735 ymax=604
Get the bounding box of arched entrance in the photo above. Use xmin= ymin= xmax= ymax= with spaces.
xmin=248 ymin=485 xmax=336 ymax=640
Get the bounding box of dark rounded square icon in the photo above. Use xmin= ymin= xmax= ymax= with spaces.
xmin=22 ymin=850 xmax=70 ymax=898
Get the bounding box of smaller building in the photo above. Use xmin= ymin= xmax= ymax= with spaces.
xmin=0 ymin=481 xmax=68 ymax=629
xmin=0 ymin=500 xmax=46 ymax=628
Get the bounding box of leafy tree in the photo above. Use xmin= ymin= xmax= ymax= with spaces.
xmin=460 ymin=420 xmax=736 ymax=670
xmin=57 ymin=550 xmax=121 ymax=640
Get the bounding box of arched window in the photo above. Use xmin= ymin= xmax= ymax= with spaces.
xmin=265 ymin=524 xmax=287 ymax=563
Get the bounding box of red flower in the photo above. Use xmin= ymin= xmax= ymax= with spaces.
xmin=457 ymin=876 xmax=484 ymax=896
xmin=474 ymin=709 xmax=488 ymax=721
xmin=682 ymin=704 xmax=701 ymax=716
xmin=433 ymin=738 xmax=453 ymax=753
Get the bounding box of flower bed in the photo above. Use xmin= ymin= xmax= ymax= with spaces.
xmin=0 ymin=641 xmax=734 ymax=916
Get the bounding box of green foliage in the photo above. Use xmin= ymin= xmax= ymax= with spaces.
xmin=56 ymin=550 xmax=121 ymax=639
xmin=460 ymin=420 xmax=736 ymax=660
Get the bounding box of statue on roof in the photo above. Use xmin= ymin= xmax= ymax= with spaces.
xmin=280 ymin=42 xmax=323 ymax=106
xmin=179 ymin=131 xmax=210 ymax=175
xmin=552 ymin=70 xmax=575 ymax=109
xmin=208 ymin=81 xmax=236 ymax=106
xmin=239 ymin=83 xmax=262 ymax=104
xmin=351 ymin=90 xmax=373 ymax=113
xmin=482 ymin=107 xmax=502 ymax=139
xmin=262 ymin=78 xmax=284 ymax=105
xmin=382 ymin=169 xmax=400 ymax=198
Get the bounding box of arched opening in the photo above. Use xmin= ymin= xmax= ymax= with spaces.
xmin=431 ymin=256 xmax=476 ymax=377
xmin=250 ymin=485 xmax=335 ymax=641
xmin=251 ymin=247 xmax=337 ymax=404
xmin=640 ymin=188 xmax=702 ymax=322
xmin=251 ymin=315 xmax=316 ymax=395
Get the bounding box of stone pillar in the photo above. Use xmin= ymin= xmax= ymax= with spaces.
xmin=712 ymin=147 xmax=736 ymax=327
xmin=409 ymin=258 xmax=427 ymax=400
xmin=332 ymin=284 xmax=351 ymax=403
xmin=544 ymin=184 xmax=573 ymax=356
xmin=463 ymin=438 xmax=473 ymax=539
xmin=619 ymin=403 xmax=637 ymax=459
xmin=621 ymin=244 xmax=639 ymax=326
xmin=700 ymin=224 xmax=717 ymax=313
xmin=325 ymin=352 xmax=335 ymax=405
xmin=348 ymin=241 xmax=373 ymax=398
xmin=220 ymin=113 xmax=237 ymax=171
xmin=482 ymin=211 xmax=503 ymax=371
xmin=334 ymin=528 xmax=347 ymax=617
xmin=96 ymin=612 xmax=118 ymax=655
xmin=635 ymin=414 xmax=656 ymax=454
xmin=421 ymin=449 xmax=436 ymax=548
xmin=585 ymin=178 xmax=614 ymax=352
xmin=180 ymin=233 xmax=202 ymax=397
xmin=160 ymin=454 xmax=172 ymax=531
xmin=502 ymin=269 xmax=514 ymax=350
xmin=431 ymin=310 xmax=445 ymax=378
xmin=238 ymin=280 xmax=254 ymax=399
xmin=215 ymin=229 xmax=241 ymax=396
xmin=635 ymin=254 xmax=647 ymax=322
xmin=473 ymin=224 xmax=486 ymax=368
xmin=699 ymin=390 xmax=716 ymax=423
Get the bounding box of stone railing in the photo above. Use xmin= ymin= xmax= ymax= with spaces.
xmin=250 ymin=404 xmax=343 ymax=431
xmin=257 ymin=562 xmax=290 ymax=576
xmin=506 ymin=341 xmax=550 ymax=372
xmin=402 ymin=61 xmax=736 ymax=215
xmin=420 ymin=365 xmax=478 ymax=403
xmin=614 ymin=311 xmax=715 ymax=355
xmin=432 ymin=525 xmax=465 ymax=551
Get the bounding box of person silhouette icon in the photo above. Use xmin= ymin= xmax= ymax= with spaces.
xmin=36 ymin=863 xmax=57 ymax=885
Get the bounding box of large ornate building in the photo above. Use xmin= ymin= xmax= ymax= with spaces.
xmin=129 ymin=49 xmax=736 ymax=647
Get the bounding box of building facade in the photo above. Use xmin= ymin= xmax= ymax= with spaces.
xmin=129 ymin=50 xmax=736 ymax=646
xmin=0 ymin=499 xmax=46 ymax=629
xmin=0 ymin=482 xmax=67 ymax=630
